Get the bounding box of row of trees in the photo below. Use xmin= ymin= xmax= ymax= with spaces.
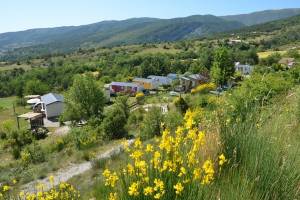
xmin=0 ymin=42 xmax=260 ymax=97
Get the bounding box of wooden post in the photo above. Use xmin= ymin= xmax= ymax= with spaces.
xmin=17 ymin=117 xmax=20 ymax=130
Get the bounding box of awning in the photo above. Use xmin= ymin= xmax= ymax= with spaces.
xmin=27 ymin=98 xmax=41 ymax=104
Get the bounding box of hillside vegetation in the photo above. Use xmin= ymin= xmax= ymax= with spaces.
xmin=0 ymin=9 xmax=300 ymax=200
xmin=2 ymin=8 xmax=300 ymax=61
xmin=221 ymin=8 xmax=300 ymax=26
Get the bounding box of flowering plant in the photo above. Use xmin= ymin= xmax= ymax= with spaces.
xmin=103 ymin=109 xmax=227 ymax=200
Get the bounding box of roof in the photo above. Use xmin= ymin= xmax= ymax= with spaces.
xmin=41 ymin=93 xmax=64 ymax=105
xmin=148 ymin=75 xmax=170 ymax=80
xmin=24 ymin=95 xmax=41 ymax=99
xmin=188 ymin=74 xmax=207 ymax=80
xmin=18 ymin=112 xmax=43 ymax=120
xmin=133 ymin=78 xmax=154 ymax=83
xmin=110 ymin=82 xmax=140 ymax=87
xmin=167 ymin=73 xmax=178 ymax=80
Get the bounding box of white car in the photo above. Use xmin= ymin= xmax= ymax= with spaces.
xmin=169 ymin=91 xmax=180 ymax=96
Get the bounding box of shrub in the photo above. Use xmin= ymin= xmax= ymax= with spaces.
xmin=174 ymin=97 xmax=189 ymax=114
xmin=102 ymin=109 xmax=227 ymax=200
xmin=0 ymin=178 xmax=80 ymax=200
xmin=140 ymin=107 xmax=163 ymax=140
xmin=71 ymin=127 xmax=98 ymax=150
xmin=32 ymin=127 xmax=48 ymax=140
xmin=21 ymin=143 xmax=46 ymax=165
xmin=102 ymin=104 xmax=128 ymax=139
xmin=191 ymin=83 xmax=216 ymax=94
xmin=135 ymin=92 xmax=145 ymax=105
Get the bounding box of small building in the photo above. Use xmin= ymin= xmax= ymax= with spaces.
xmin=228 ymin=39 xmax=242 ymax=45
xmin=110 ymin=82 xmax=143 ymax=95
xmin=279 ymin=58 xmax=295 ymax=68
xmin=40 ymin=93 xmax=64 ymax=119
xmin=132 ymin=78 xmax=158 ymax=90
xmin=147 ymin=75 xmax=172 ymax=86
xmin=235 ymin=62 xmax=253 ymax=75
xmin=179 ymin=74 xmax=208 ymax=92
xmin=104 ymin=84 xmax=111 ymax=102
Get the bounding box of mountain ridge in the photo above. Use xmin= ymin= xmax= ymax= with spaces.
xmin=1 ymin=8 xmax=300 ymax=60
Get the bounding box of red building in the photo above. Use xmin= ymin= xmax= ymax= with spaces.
xmin=110 ymin=82 xmax=143 ymax=95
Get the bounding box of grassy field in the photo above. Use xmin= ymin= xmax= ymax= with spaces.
xmin=257 ymin=50 xmax=287 ymax=59
xmin=0 ymin=96 xmax=17 ymax=109
xmin=0 ymin=64 xmax=32 ymax=71
xmin=0 ymin=96 xmax=29 ymax=129
xmin=257 ymin=49 xmax=300 ymax=59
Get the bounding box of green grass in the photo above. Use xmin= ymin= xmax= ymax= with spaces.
xmin=218 ymin=87 xmax=300 ymax=200
xmin=0 ymin=96 xmax=17 ymax=109
xmin=0 ymin=64 xmax=32 ymax=71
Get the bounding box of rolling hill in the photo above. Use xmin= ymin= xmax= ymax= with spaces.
xmin=221 ymin=8 xmax=300 ymax=26
xmin=1 ymin=8 xmax=300 ymax=61
xmin=0 ymin=15 xmax=243 ymax=51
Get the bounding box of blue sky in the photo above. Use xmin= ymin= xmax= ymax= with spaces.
xmin=1 ymin=0 xmax=300 ymax=33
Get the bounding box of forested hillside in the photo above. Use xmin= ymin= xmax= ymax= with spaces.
xmin=0 ymin=15 xmax=243 ymax=61
xmin=221 ymin=8 xmax=300 ymax=26
xmin=2 ymin=8 xmax=300 ymax=61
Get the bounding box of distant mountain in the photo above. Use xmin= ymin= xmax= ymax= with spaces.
xmin=0 ymin=15 xmax=243 ymax=50
xmin=1 ymin=8 xmax=300 ymax=61
xmin=221 ymin=8 xmax=300 ymax=26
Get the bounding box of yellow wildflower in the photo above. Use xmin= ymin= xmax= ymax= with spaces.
xmin=219 ymin=154 xmax=227 ymax=166
xmin=2 ymin=185 xmax=10 ymax=192
xmin=173 ymin=182 xmax=184 ymax=195
xmin=144 ymin=186 xmax=154 ymax=196
xmin=178 ymin=166 xmax=186 ymax=177
xmin=145 ymin=144 xmax=154 ymax=152
xmin=109 ymin=192 xmax=117 ymax=200
xmin=128 ymin=182 xmax=139 ymax=196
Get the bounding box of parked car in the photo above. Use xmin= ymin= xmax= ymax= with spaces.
xmin=169 ymin=91 xmax=180 ymax=96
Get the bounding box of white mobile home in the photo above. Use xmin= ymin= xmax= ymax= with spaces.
xmin=40 ymin=93 xmax=64 ymax=119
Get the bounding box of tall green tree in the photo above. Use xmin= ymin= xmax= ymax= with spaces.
xmin=102 ymin=96 xmax=130 ymax=139
xmin=102 ymin=104 xmax=128 ymax=139
xmin=210 ymin=47 xmax=234 ymax=86
xmin=140 ymin=107 xmax=164 ymax=140
xmin=24 ymin=79 xmax=50 ymax=95
xmin=64 ymin=75 xmax=105 ymax=122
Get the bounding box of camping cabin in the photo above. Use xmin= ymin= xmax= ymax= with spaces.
xmin=39 ymin=93 xmax=64 ymax=119
xmin=147 ymin=75 xmax=172 ymax=86
xmin=235 ymin=62 xmax=253 ymax=75
xmin=110 ymin=82 xmax=143 ymax=95
xmin=179 ymin=74 xmax=208 ymax=92
xmin=133 ymin=78 xmax=158 ymax=90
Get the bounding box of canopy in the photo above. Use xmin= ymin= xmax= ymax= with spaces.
xmin=27 ymin=98 xmax=41 ymax=104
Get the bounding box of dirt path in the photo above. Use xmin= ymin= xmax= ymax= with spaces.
xmin=21 ymin=139 xmax=134 ymax=193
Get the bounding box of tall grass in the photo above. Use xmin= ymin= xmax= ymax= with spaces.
xmin=219 ymin=96 xmax=300 ymax=199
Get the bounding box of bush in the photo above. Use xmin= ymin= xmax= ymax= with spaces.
xmin=7 ymin=129 xmax=33 ymax=156
xmin=71 ymin=127 xmax=99 ymax=150
xmin=32 ymin=127 xmax=48 ymax=140
xmin=135 ymin=92 xmax=145 ymax=105
xmin=102 ymin=110 xmax=227 ymax=200
xmin=140 ymin=107 xmax=163 ymax=140
xmin=174 ymin=97 xmax=189 ymax=114
xmin=163 ymin=110 xmax=183 ymax=132
xmin=102 ymin=104 xmax=128 ymax=139
xmin=191 ymin=83 xmax=216 ymax=94
xmin=23 ymin=143 xmax=46 ymax=164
